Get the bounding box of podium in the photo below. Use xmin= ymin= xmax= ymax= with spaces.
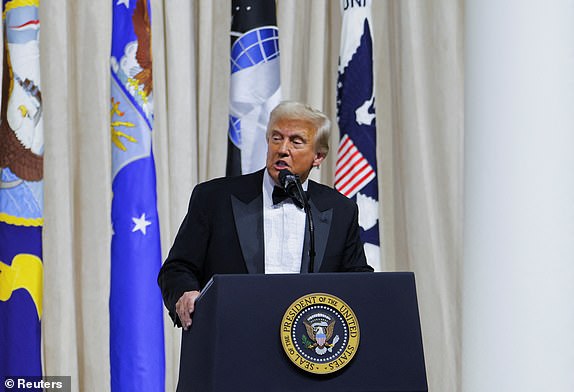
xmin=177 ymin=272 xmax=427 ymax=392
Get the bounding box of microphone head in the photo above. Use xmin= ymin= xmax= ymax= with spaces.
xmin=278 ymin=169 xmax=307 ymax=208
xmin=278 ymin=169 xmax=294 ymax=189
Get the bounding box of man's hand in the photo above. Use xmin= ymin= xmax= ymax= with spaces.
xmin=175 ymin=290 xmax=201 ymax=330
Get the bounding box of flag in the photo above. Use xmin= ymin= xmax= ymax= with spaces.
xmin=226 ymin=0 xmax=281 ymax=176
xmin=110 ymin=0 xmax=165 ymax=390
xmin=0 ymin=0 xmax=43 ymax=382
xmin=336 ymin=0 xmax=380 ymax=268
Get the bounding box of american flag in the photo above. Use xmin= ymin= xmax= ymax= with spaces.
xmin=335 ymin=134 xmax=376 ymax=198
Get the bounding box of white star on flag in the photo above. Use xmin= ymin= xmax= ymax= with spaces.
xmin=117 ymin=0 xmax=130 ymax=8
xmin=132 ymin=213 xmax=151 ymax=235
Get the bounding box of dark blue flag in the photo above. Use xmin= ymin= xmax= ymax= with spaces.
xmin=336 ymin=0 xmax=380 ymax=269
xmin=0 ymin=0 xmax=43 ymax=384
xmin=110 ymin=0 xmax=165 ymax=390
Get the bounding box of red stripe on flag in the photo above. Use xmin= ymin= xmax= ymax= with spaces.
xmin=337 ymin=136 xmax=352 ymax=155
xmin=335 ymin=150 xmax=361 ymax=178
xmin=335 ymin=134 xmax=376 ymax=197
xmin=336 ymin=156 xmax=367 ymax=186
xmin=341 ymin=168 xmax=375 ymax=197
xmin=336 ymin=160 xmax=370 ymax=191
xmin=336 ymin=141 xmax=356 ymax=163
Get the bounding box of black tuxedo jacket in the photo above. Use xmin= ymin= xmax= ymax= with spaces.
xmin=158 ymin=169 xmax=373 ymax=325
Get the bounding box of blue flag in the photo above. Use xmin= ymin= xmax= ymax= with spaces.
xmin=336 ymin=0 xmax=380 ymax=268
xmin=0 ymin=0 xmax=43 ymax=383
xmin=110 ymin=0 xmax=165 ymax=390
xmin=226 ymin=0 xmax=281 ymax=176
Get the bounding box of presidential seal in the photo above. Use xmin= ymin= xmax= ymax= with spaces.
xmin=280 ymin=293 xmax=360 ymax=374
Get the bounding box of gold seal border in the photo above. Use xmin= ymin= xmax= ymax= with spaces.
xmin=280 ymin=292 xmax=360 ymax=375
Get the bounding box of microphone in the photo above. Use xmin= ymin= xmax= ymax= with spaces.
xmin=278 ymin=169 xmax=308 ymax=208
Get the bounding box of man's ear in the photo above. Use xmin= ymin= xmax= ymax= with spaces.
xmin=312 ymin=152 xmax=326 ymax=168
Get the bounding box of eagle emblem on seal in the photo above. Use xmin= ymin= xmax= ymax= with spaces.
xmin=302 ymin=313 xmax=340 ymax=355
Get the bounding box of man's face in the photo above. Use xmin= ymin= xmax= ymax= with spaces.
xmin=266 ymin=118 xmax=325 ymax=184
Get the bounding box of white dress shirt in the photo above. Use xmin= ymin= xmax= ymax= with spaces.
xmin=262 ymin=170 xmax=308 ymax=274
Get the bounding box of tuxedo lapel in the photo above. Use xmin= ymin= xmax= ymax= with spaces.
xmin=230 ymin=171 xmax=265 ymax=274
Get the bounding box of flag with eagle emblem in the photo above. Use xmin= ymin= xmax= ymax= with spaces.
xmin=336 ymin=0 xmax=380 ymax=269
xmin=110 ymin=0 xmax=165 ymax=390
xmin=0 ymin=0 xmax=44 ymax=380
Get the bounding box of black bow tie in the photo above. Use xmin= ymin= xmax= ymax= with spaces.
xmin=272 ymin=186 xmax=290 ymax=205
xmin=272 ymin=186 xmax=307 ymax=208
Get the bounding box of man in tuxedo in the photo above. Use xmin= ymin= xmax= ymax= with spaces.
xmin=158 ymin=101 xmax=373 ymax=329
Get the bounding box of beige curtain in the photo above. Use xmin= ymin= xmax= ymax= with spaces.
xmin=38 ymin=0 xmax=463 ymax=391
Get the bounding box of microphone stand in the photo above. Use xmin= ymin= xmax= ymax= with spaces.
xmin=304 ymin=201 xmax=316 ymax=273
xmin=292 ymin=181 xmax=315 ymax=273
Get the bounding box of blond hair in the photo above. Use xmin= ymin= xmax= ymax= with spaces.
xmin=267 ymin=101 xmax=331 ymax=156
